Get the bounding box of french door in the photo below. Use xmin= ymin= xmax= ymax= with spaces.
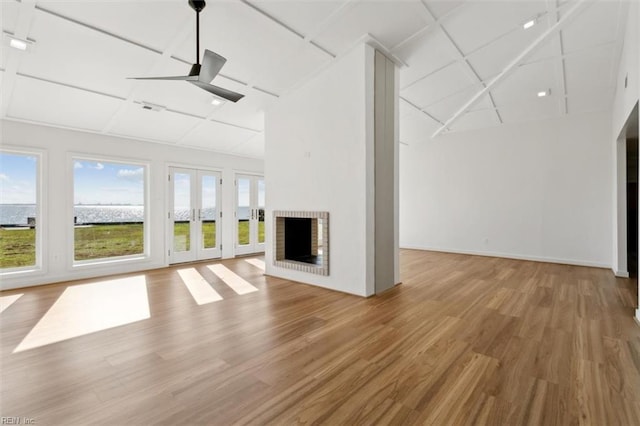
xmin=235 ymin=174 xmax=265 ymax=255
xmin=169 ymin=167 xmax=222 ymax=263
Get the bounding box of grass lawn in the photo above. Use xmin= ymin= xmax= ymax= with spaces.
xmin=75 ymin=224 xmax=145 ymax=260
xmin=1 ymin=220 xmax=265 ymax=268
xmin=0 ymin=228 xmax=36 ymax=268
xmin=237 ymin=220 xmax=265 ymax=245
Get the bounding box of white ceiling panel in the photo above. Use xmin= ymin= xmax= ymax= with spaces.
xmin=208 ymin=87 xmax=277 ymax=131
xmin=401 ymin=61 xmax=476 ymax=109
xmin=7 ymin=75 xmax=122 ymax=131
xmin=251 ymin=40 xmax=332 ymax=94
xmin=466 ymin=19 xmax=551 ymax=80
xmin=1 ymin=1 xmax=20 ymax=35
xmin=561 ymin=0 xmax=621 ymax=53
xmin=491 ymin=60 xmax=557 ymax=106
xmin=427 ymin=0 xmax=466 ymax=20
xmin=18 ymin=10 xmax=158 ymax=99
xmin=395 ymin=28 xmax=460 ymax=89
xmin=245 ymin=1 xmax=344 ymax=37
xmin=35 ymin=1 xmax=192 ymax=52
xmin=448 ymin=108 xmax=500 ymax=133
xmin=442 ymin=1 xmax=547 ymax=55
xmin=231 ymin=132 xmax=265 ymax=158
xmin=564 ymin=48 xmax=615 ymax=94
xmin=424 ymin=84 xmax=494 ymax=123
xmin=313 ymin=0 xmax=429 ymax=55
xmin=498 ymin=96 xmax=562 ymax=124
xmin=109 ymin=103 xmax=201 ymax=144
xmin=181 ymin=120 xmax=258 ymax=152
xmin=567 ymin=86 xmax=614 ymax=115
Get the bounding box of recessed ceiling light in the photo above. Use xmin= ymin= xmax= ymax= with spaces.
xmin=537 ymin=89 xmax=550 ymax=97
xmin=523 ymin=19 xmax=536 ymax=30
xmin=211 ymin=98 xmax=223 ymax=106
xmin=9 ymin=38 xmax=28 ymax=51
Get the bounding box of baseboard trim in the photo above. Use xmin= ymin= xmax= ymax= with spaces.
xmin=399 ymin=244 xmax=610 ymax=269
xmin=614 ymin=269 xmax=630 ymax=278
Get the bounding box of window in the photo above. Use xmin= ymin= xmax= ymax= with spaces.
xmin=73 ymin=158 xmax=147 ymax=262
xmin=0 ymin=151 xmax=40 ymax=271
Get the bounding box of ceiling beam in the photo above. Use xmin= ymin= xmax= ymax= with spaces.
xmin=546 ymin=0 xmax=569 ymax=115
xmin=416 ymin=0 xmax=503 ymax=130
xmin=432 ymin=0 xmax=591 ymax=138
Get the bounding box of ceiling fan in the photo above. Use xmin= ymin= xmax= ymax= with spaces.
xmin=130 ymin=0 xmax=244 ymax=103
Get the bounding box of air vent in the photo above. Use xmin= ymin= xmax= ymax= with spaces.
xmin=140 ymin=101 xmax=166 ymax=112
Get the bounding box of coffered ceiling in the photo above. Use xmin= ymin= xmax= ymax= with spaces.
xmin=1 ymin=0 xmax=629 ymax=158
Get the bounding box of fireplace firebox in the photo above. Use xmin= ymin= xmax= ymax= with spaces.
xmin=274 ymin=211 xmax=329 ymax=275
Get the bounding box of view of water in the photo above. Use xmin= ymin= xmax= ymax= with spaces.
xmin=0 ymin=204 xmax=248 ymax=225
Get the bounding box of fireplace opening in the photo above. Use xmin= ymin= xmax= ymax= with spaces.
xmin=284 ymin=218 xmax=321 ymax=265
xmin=274 ymin=211 xmax=329 ymax=275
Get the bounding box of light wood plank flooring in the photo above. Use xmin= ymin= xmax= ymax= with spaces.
xmin=1 ymin=250 xmax=639 ymax=425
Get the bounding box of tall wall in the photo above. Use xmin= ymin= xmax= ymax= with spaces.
xmin=399 ymin=110 xmax=613 ymax=267
xmin=265 ymin=43 xmax=398 ymax=297
xmin=1 ymin=120 xmax=263 ymax=290
xmin=611 ymin=0 xmax=640 ymax=321
xmin=265 ymin=44 xmax=373 ymax=296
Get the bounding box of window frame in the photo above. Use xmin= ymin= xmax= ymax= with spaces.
xmin=0 ymin=147 xmax=46 ymax=277
xmin=69 ymin=154 xmax=150 ymax=268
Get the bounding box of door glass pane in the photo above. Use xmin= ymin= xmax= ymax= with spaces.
xmin=237 ymin=177 xmax=250 ymax=245
xmin=258 ymin=178 xmax=265 ymax=244
xmin=173 ymin=172 xmax=191 ymax=252
xmin=0 ymin=152 xmax=38 ymax=269
xmin=201 ymin=175 xmax=217 ymax=249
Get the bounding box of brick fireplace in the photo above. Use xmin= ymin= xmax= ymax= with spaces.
xmin=273 ymin=211 xmax=329 ymax=276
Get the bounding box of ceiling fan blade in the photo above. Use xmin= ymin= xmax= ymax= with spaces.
xmin=189 ymin=80 xmax=244 ymax=103
xmin=128 ymin=75 xmax=198 ymax=81
xmin=199 ymin=49 xmax=227 ymax=83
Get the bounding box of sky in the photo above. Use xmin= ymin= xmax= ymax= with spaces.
xmin=74 ymin=160 xmax=144 ymax=205
xmin=0 ymin=152 xmax=37 ymax=204
xmin=2 ymin=153 xmax=263 ymax=208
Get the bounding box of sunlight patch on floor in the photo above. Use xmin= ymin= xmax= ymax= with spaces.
xmin=207 ymin=264 xmax=258 ymax=295
xmin=244 ymin=258 xmax=265 ymax=271
xmin=14 ymin=276 xmax=150 ymax=353
xmin=0 ymin=294 xmax=23 ymax=314
xmin=177 ymin=268 xmax=223 ymax=305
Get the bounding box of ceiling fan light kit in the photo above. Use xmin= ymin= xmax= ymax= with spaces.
xmin=129 ymin=0 xmax=244 ymax=103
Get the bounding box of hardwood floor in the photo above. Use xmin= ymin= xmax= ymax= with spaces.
xmin=1 ymin=250 xmax=639 ymax=425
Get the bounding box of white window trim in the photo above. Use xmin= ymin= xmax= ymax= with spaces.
xmin=0 ymin=147 xmax=46 ymax=277
xmin=68 ymin=153 xmax=150 ymax=268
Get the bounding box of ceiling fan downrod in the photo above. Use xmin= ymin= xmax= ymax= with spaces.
xmin=189 ymin=1 xmax=206 ymax=73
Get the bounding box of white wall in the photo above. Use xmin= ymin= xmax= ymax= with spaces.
xmin=1 ymin=120 xmax=263 ymax=290
xmin=264 ymin=44 xmax=375 ymax=296
xmin=400 ymin=110 xmax=613 ymax=268
xmin=612 ymin=0 xmax=639 ymax=138
xmin=610 ymin=0 xmax=640 ymax=321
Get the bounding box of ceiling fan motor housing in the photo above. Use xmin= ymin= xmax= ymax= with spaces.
xmin=189 ymin=64 xmax=201 ymax=77
xmin=189 ymin=1 xmax=206 ymax=13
